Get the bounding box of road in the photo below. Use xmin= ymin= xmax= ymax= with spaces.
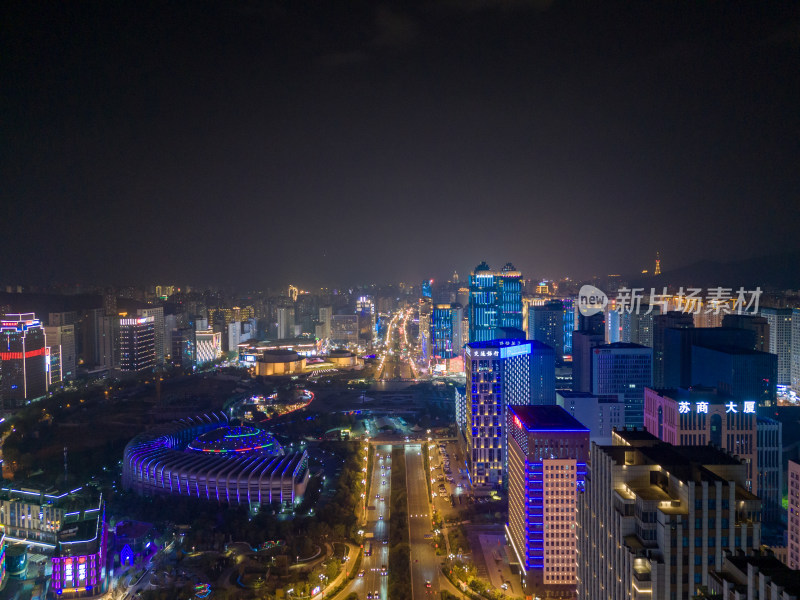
xmin=339 ymin=443 xmax=392 ymax=600
xmin=376 ymin=309 xmax=417 ymax=381
xmin=406 ymin=444 xmax=440 ymax=600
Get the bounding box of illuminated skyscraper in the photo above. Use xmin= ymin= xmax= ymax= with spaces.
xmin=44 ymin=323 xmax=76 ymax=385
xmin=578 ymin=430 xmax=761 ymax=600
xmin=760 ymin=307 xmax=792 ymax=386
xmin=137 ymin=307 xmax=165 ymax=365
xmin=118 ymin=316 xmax=156 ymax=373
xmin=277 ymin=307 xmax=295 ymax=339
xmin=431 ymin=303 xmax=464 ymax=360
xmin=465 ymin=338 xmax=555 ymax=488
xmin=0 ymin=313 xmax=48 ymax=406
xmin=506 ymin=405 xmax=588 ymax=597
xmin=789 ymin=460 xmax=800 ymax=569
xmin=527 ymin=300 xmax=564 ymax=358
xmin=468 ymin=262 xmax=522 ymax=343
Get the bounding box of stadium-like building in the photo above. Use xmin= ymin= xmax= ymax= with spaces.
xmin=122 ymin=414 xmax=309 ymax=507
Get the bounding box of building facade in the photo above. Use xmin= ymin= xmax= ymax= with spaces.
xmin=643 ymin=387 xmax=757 ymax=494
xmin=51 ymin=497 xmax=107 ymax=598
xmin=691 ymin=345 xmax=777 ymax=407
xmin=465 ymin=338 xmax=555 ymax=488
xmin=760 ymin=307 xmax=792 ymax=386
xmin=0 ymin=313 xmax=48 ymax=406
xmin=578 ymin=431 xmax=762 ymax=600
xmin=468 ymin=262 xmax=523 ymax=343
xmin=528 ymin=301 xmax=564 ymax=359
xmin=44 ymin=323 xmax=76 ymax=386
xmin=117 ymin=316 xmax=156 ymax=373
xmin=591 ymin=342 xmax=653 ymax=428
xmin=556 ymin=390 xmax=624 ymax=445
xmin=506 ymin=405 xmax=589 ymax=597
xmin=788 ymin=460 xmax=800 ymax=569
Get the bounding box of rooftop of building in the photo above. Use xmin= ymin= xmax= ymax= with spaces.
xmin=0 ymin=482 xmax=87 ymax=508
xmin=257 ymin=349 xmax=303 ymax=363
xmin=466 ymin=338 xmax=527 ymax=350
xmin=649 ymin=386 xmax=731 ymax=402
xmin=595 ymin=342 xmax=650 ymax=350
xmin=508 ymin=405 xmax=589 ymax=432
xmin=557 ymin=390 xmax=621 ymax=403
xmin=693 ymin=344 xmax=771 ymax=356
xmin=602 ymin=431 xmax=755 ymax=490
xmin=722 ymin=549 xmax=800 ymax=595
xmin=56 ymin=498 xmax=104 ymax=557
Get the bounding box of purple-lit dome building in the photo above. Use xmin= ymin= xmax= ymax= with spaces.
xmin=122 ymin=414 xmax=308 ymax=507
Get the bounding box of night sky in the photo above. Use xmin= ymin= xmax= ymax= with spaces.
xmin=3 ymin=1 xmax=799 ymax=288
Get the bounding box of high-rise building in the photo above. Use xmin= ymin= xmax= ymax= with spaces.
xmin=761 ymin=307 xmax=793 ymax=386
xmin=331 ymin=315 xmax=359 ymax=346
xmin=644 ymin=387 xmax=758 ymax=497
xmin=465 ymin=338 xmax=555 ymax=488
xmin=578 ymin=430 xmax=762 ymax=600
xmin=691 ymin=345 xmax=777 ymax=406
xmin=562 ymin=297 xmax=575 ymax=356
xmin=506 ymin=405 xmax=588 ymax=597
xmin=528 ymin=301 xmax=564 ymax=358
xmin=277 ymin=307 xmax=295 ymax=339
xmin=722 ymin=313 xmax=770 ymax=352
xmin=698 ymin=548 xmax=800 ymax=600
xmin=571 ymin=330 xmax=604 ymax=393
xmin=792 ymin=308 xmax=800 ymax=393
xmin=757 ymin=417 xmax=783 ymax=526
xmin=455 ymin=385 xmax=467 ymax=444
xmin=652 ymin=311 xmax=694 ymax=388
xmin=356 ymin=296 xmax=376 ymax=343
xmin=44 ymin=324 xmax=76 ymax=385
xmin=663 ymin=327 xmax=756 ymax=389
xmin=556 ymin=390 xmax=624 ymax=445
xmin=0 ymin=313 xmax=48 ymax=406
xmin=419 ymin=297 xmax=432 ymax=362
xmin=118 ymin=316 xmax=155 ymax=373
xmin=431 ymin=303 xmax=464 ymax=360
xmin=619 ymin=305 xmax=662 ymax=347
xmin=468 ymin=262 xmax=522 ymax=343
xmin=577 ymin=310 xmax=604 ymax=336
xmin=591 ymin=342 xmax=652 ymax=428
xmin=196 ymin=330 xmax=222 ymax=365
xmin=318 ymin=306 xmax=333 ymax=341
xmin=137 ymin=307 xmax=165 ymax=365
xmin=788 ymin=460 xmax=800 ymax=569
xmin=51 ymin=497 xmax=107 ymax=598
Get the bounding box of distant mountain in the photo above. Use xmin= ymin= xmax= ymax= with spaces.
xmin=627 ymin=252 xmax=800 ymax=291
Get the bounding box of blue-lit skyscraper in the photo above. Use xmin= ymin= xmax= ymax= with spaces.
xmin=562 ymin=297 xmax=574 ymax=356
xmin=506 ymin=404 xmax=588 ymax=596
xmin=431 ymin=303 xmax=464 ymax=360
xmin=465 ymin=338 xmax=556 ymax=488
xmin=468 ymin=262 xmax=522 ymax=343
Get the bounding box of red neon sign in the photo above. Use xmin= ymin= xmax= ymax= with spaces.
xmin=0 ymin=347 xmax=47 ymax=361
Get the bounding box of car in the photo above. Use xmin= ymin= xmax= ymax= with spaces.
xmin=379 ymin=515 xmax=383 ymax=520
xmin=425 ymin=581 xmax=431 ymax=588
xmin=381 ymin=565 xmax=387 ymax=575
xmin=374 ymin=592 xmax=380 ymax=599
xmin=358 ymin=570 xmax=365 ymax=577
xmin=367 ymin=593 xmax=373 ymax=599
xmin=382 ymin=480 xmax=386 ymax=485
xmin=376 ymin=494 xmax=380 ymax=498
xmin=501 ymin=583 xmax=508 ymax=590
